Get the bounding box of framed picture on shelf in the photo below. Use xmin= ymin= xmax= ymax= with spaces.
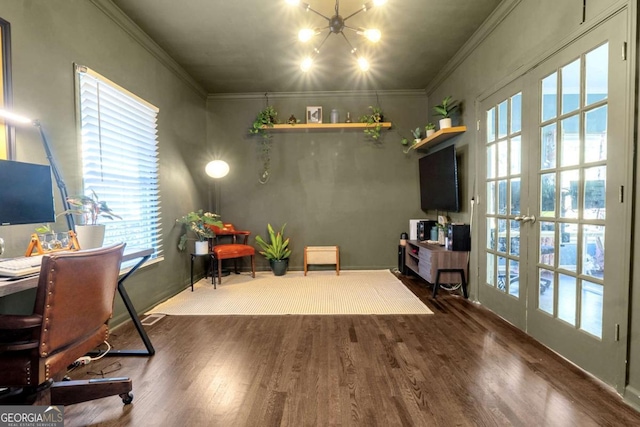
xmin=306 ymin=106 xmax=322 ymax=124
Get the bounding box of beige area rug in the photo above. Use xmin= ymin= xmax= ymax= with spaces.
xmin=147 ymin=270 xmax=432 ymax=315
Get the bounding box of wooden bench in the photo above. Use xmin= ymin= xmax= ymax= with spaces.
xmin=304 ymin=246 xmax=339 ymax=276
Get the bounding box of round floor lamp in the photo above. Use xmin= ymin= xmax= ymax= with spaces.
xmin=205 ymin=160 xmax=229 ymax=216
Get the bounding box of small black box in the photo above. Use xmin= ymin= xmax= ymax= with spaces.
xmin=447 ymin=224 xmax=471 ymax=251
xmin=417 ymin=220 xmax=437 ymax=241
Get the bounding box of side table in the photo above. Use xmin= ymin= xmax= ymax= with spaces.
xmin=191 ymin=252 xmax=216 ymax=291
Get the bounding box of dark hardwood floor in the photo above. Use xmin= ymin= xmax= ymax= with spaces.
xmin=63 ymin=272 xmax=640 ymax=426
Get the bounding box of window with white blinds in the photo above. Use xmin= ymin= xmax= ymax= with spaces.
xmin=75 ymin=65 xmax=162 ymax=260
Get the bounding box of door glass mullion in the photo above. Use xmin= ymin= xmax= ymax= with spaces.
xmin=536 ymin=42 xmax=609 ymax=339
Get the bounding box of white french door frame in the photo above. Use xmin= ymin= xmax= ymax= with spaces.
xmin=472 ymin=7 xmax=634 ymax=391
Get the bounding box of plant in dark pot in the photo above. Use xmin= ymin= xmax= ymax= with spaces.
xmin=255 ymin=223 xmax=292 ymax=276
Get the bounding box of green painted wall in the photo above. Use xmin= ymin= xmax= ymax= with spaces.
xmin=207 ymin=92 xmax=429 ymax=271
xmin=0 ymin=0 xmax=209 ymax=324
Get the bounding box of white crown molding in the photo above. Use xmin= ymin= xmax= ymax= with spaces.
xmin=207 ymin=89 xmax=427 ymax=101
xmin=425 ymin=0 xmax=522 ymax=95
xmin=90 ymin=0 xmax=207 ymax=99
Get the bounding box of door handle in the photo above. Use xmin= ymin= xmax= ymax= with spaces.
xmin=514 ymin=215 xmax=536 ymax=224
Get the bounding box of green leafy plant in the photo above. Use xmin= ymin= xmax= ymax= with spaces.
xmin=401 ymin=134 xmax=419 ymax=154
xmin=65 ymin=190 xmax=122 ymax=225
xmin=249 ymin=105 xmax=278 ymax=137
xmin=176 ymin=209 xmax=223 ymax=251
xmin=411 ymin=127 xmax=421 ymax=140
xmin=433 ymin=96 xmax=458 ymax=119
xmin=35 ymin=223 xmax=55 ymax=234
xmin=255 ymin=223 xmax=292 ymax=261
xmin=359 ymin=106 xmax=384 ymax=141
xmin=425 ymin=122 xmax=436 ymax=131
xmin=249 ymin=106 xmax=278 ymax=184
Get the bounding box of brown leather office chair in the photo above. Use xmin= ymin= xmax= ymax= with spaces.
xmin=209 ymin=223 xmax=255 ymax=284
xmin=0 ymin=243 xmax=133 ymax=406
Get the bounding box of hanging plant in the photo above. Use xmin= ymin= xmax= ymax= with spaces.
xmin=359 ymin=105 xmax=384 ymax=141
xmin=249 ymin=105 xmax=278 ymax=138
xmin=249 ymin=105 xmax=278 ymax=184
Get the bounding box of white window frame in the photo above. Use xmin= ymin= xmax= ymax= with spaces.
xmin=75 ymin=64 xmax=162 ymax=261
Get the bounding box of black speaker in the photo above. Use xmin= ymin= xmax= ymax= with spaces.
xmin=447 ymin=224 xmax=471 ymax=251
xmin=417 ymin=220 xmax=437 ymax=241
xmin=398 ymin=245 xmax=407 ymax=274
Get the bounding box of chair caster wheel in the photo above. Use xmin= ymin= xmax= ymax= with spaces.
xmin=120 ymin=391 xmax=134 ymax=404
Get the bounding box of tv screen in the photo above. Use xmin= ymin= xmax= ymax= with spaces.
xmin=419 ymin=145 xmax=460 ymax=212
xmin=0 ymin=159 xmax=56 ymax=226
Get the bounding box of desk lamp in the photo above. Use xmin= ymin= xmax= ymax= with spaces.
xmin=0 ymin=109 xmax=75 ymax=231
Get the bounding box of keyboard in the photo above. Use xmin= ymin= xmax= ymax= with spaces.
xmin=0 ymin=255 xmax=44 ymax=277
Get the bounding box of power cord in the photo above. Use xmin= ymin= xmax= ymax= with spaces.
xmin=439 ymin=283 xmax=462 ymax=292
xmin=68 ymin=341 xmax=112 ymax=369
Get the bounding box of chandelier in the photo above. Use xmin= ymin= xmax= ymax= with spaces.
xmin=286 ymin=0 xmax=387 ymax=72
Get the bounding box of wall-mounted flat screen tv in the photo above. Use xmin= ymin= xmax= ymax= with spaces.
xmin=419 ymin=145 xmax=460 ymax=212
xmin=0 ymin=159 xmax=56 ymax=226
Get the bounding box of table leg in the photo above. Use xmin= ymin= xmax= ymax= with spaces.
xmin=433 ymin=268 xmax=467 ymax=299
xmin=89 ymin=252 xmax=155 ymax=357
xmin=190 ymin=254 xmax=196 ymax=292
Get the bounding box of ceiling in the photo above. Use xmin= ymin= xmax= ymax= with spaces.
xmin=111 ymin=0 xmax=503 ymax=94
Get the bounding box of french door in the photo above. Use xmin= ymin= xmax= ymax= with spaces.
xmin=478 ymin=11 xmax=630 ymax=386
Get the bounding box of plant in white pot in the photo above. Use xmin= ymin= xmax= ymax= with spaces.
xmin=176 ymin=210 xmax=223 ymax=254
xmin=255 ymin=223 xmax=292 ymax=276
xmin=425 ymin=122 xmax=436 ymax=137
xmin=65 ymin=190 xmax=122 ymax=249
xmin=433 ymin=96 xmax=458 ymax=130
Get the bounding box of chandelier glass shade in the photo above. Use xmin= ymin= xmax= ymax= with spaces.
xmin=286 ymin=0 xmax=387 ymax=72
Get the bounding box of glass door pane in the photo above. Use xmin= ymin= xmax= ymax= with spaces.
xmin=483 ymin=92 xmax=522 ymax=308
xmin=533 ymin=43 xmax=608 ymax=339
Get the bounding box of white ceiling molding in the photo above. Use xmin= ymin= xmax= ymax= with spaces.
xmin=207 ymin=89 xmax=427 ymax=101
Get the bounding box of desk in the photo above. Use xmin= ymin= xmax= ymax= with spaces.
xmin=0 ymin=248 xmax=155 ymax=357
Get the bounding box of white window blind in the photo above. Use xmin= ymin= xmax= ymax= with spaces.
xmin=75 ymin=65 xmax=162 ymax=260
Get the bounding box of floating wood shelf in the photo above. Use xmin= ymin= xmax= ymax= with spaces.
xmin=412 ymin=126 xmax=467 ymax=150
xmin=262 ymin=122 xmax=392 ymax=130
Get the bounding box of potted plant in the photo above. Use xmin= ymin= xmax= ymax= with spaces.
xmin=65 ymin=190 xmax=122 ymax=249
xmin=433 ymin=96 xmax=458 ymax=130
xmin=176 ymin=210 xmax=223 ymax=254
xmin=425 ymin=122 xmax=436 ymax=137
xmin=401 ymin=135 xmax=418 ymax=154
xmin=249 ymin=105 xmax=278 ymax=184
xmin=255 ymin=223 xmax=292 ymax=276
xmin=411 ymin=127 xmax=422 ymax=144
xmin=359 ymin=106 xmax=384 ymax=141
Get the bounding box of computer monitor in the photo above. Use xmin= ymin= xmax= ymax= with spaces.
xmin=0 ymin=159 xmax=56 ymax=226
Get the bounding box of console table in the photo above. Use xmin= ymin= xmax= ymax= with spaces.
xmin=405 ymin=240 xmax=469 ymax=298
